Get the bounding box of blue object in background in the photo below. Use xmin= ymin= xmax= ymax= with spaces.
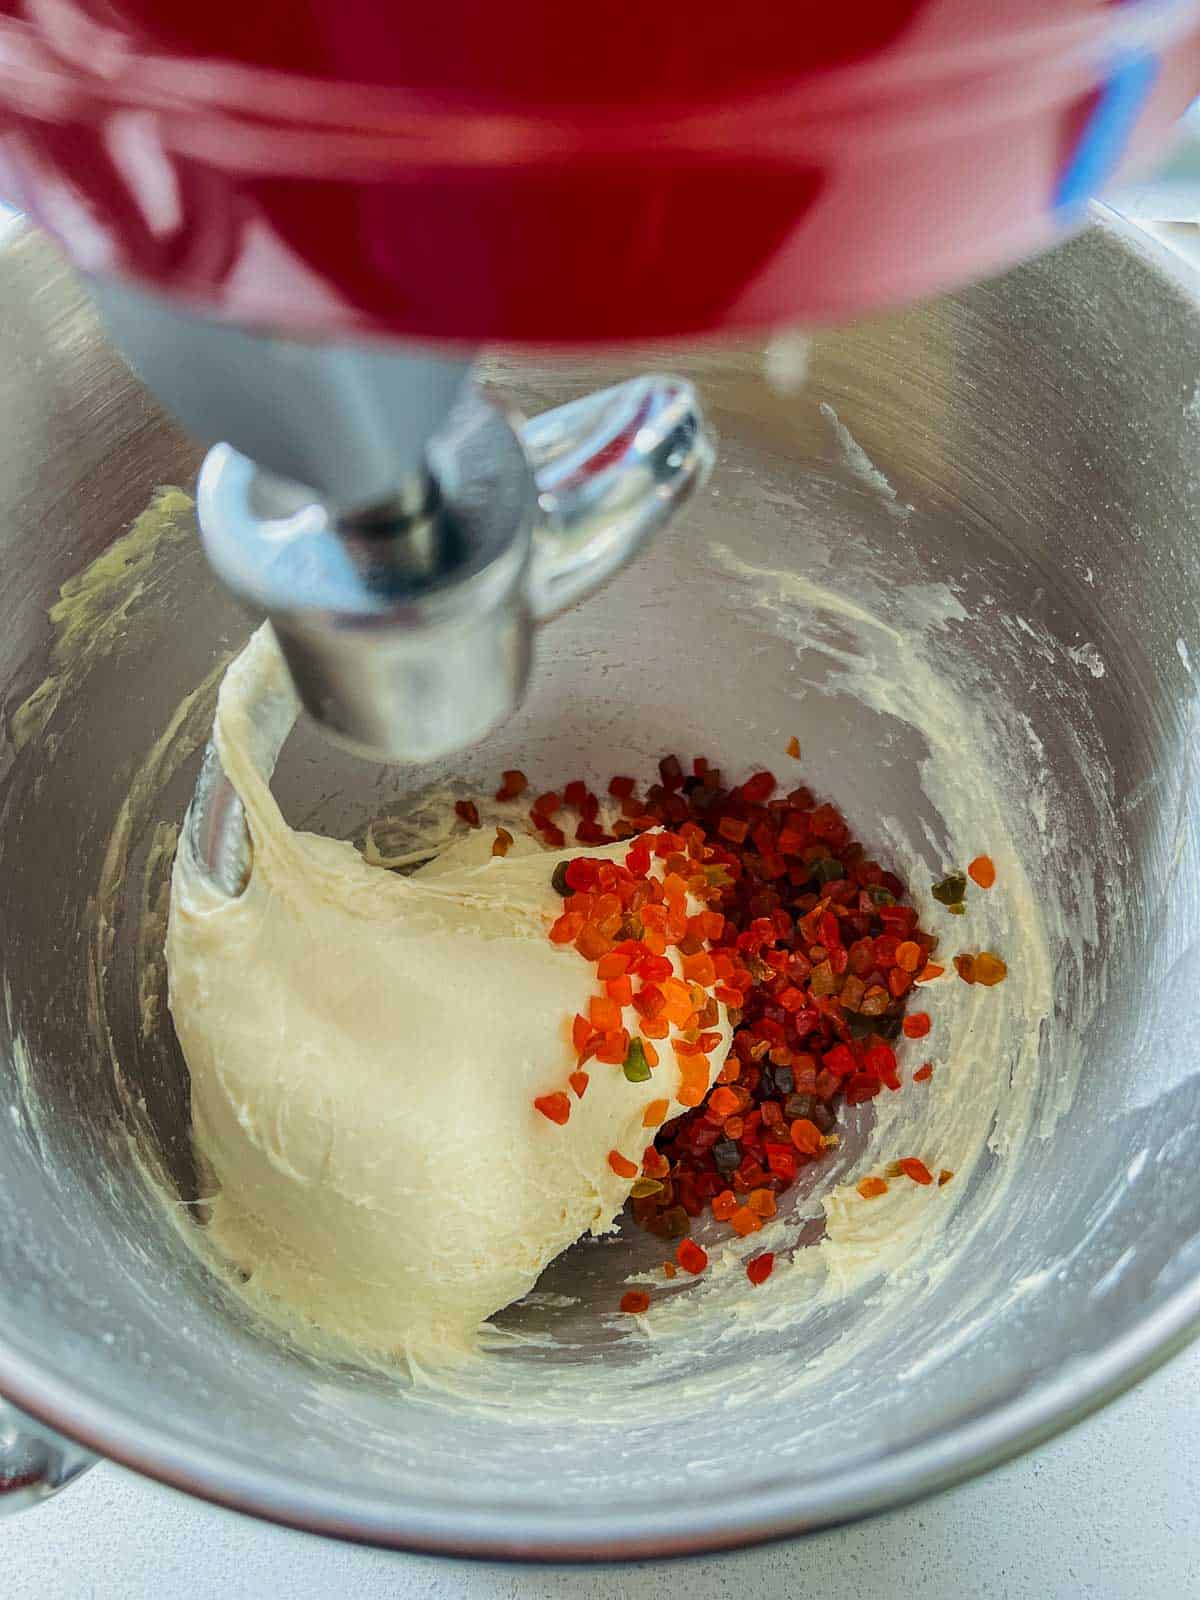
xmin=1055 ymin=50 xmax=1160 ymax=214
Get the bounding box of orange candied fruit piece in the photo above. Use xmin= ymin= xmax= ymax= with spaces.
xmin=857 ymin=1176 xmax=889 ymax=1199
xmin=576 ymin=923 xmax=615 ymax=961
xmin=747 ymin=1188 xmax=776 ymax=1218
xmin=682 ymin=951 xmax=717 ymax=988
xmin=916 ymin=963 xmax=946 ymax=983
xmin=608 ymin=1149 xmax=639 ymax=1180
xmin=786 ymin=735 xmax=801 ymax=760
xmin=899 ymin=1157 xmax=934 ymax=1185
xmin=718 ymin=816 xmax=749 ymax=844
xmin=533 ymin=1092 xmax=571 ymax=1125
xmin=641 ymin=1038 xmax=660 ymax=1069
xmin=619 ymin=1290 xmax=650 ymax=1315
xmin=676 ymin=1057 xmax=710 ymax=1108
xmin=659 ymin=978 xmax=694 ymax=1025
xmin=895 ymin=940 xmax=922 ymax=973
xmin=790 ymin=1118 xmax=823 ymax=1156
xmin=491 ymin=826 xmax=513 ymax=857
xmin=746 ymin=1251 xmax=775 ymax=1286
xmin=595 ymin=1028 xmax=630 ymax=1065
xmin=662 ymin=1261 xmax=678 ymax=1279
xmin=569 ymin=1070 xmax=590 ymax=1099
xmin=676 ymin=1238 xmax=708 ymax=1275
xmin=589 ymin=995 xmax=623 ymax=1033
xmin=938 ymin=1168 xmax=955 ymax=1186
xmin=912 ymin=1062 xmax=934 ymax=1082
xmin=954 ymin=950 xmax=1007 ymax=986
xmin=605 ymin=975 xmax=634 ymax=1008
xmin=708 ymin=1086 xmax=742 ymax=1118
xmin=495 ymin=768 xmax=528 ymax=801
xmin=902 ymin=1011 xmax=932 ymax=1039
xmin=642 ymin=1097 xmax=670 ymax=1128
xmin=968 ymin=854 xmax=996 ymax=889
xmin=550 ymin=911 xmax=585 ymax=945
xmin=973 ymin=951 xmax=1008 ymax=986
xmin=729 ymin=1205 xmax=762 ymax=1237
xmin=662 ymin=870 xmax=690 ymax=903
xmin=596 ymin=951 xmax=630 ymax=981
xmin=712 ymin=1189 xmax=738 ymax=1221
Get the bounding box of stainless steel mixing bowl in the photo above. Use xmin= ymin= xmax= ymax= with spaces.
xmin=2 ymin=211 xmax=1200 ymax=1558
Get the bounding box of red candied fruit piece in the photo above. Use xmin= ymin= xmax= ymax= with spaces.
xmin=676 ymin=1239 xmax=708 ymax=1275
xmin=899 ymin=1157 xmax=934 ymax=1185
xmin=767 ymin=1147 xmax=798 ymax=1181
xmin=626 ymin=840 xmax=652 ymax=877
xmin=822 ymin=1044 xmax=857 ymax=1079
xmin=739 ymin=771 xmax=776 ymax=804
xmin=565 ymin=856 xmax=600 ymax=892
xmin=746 ymin=1252 xmax=775 ymax=1286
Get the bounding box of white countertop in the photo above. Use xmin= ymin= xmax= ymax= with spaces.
xmin=5 ymin=1336 xmax=1197 ymax=1599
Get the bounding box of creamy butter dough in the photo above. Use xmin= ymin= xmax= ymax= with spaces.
xmin=166 ymin=625 xmax=729 ymax=1357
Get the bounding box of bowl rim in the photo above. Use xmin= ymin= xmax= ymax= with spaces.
xmin=3 ymin=203 xmax=1199 ymax=1562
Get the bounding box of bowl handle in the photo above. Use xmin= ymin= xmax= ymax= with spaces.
xmin=0 ymin=1400 xmax=94 ymax=1513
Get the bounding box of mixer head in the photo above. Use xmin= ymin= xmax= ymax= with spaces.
xmin=94 ymin=274 xmax=713 ymax=762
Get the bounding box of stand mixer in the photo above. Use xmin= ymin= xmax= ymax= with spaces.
xmin=2 ymin=0 xmax=1199 ymax=761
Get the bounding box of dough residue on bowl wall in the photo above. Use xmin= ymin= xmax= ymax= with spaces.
xmin=41 ymin=479 xmax=1105 ymax=1428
